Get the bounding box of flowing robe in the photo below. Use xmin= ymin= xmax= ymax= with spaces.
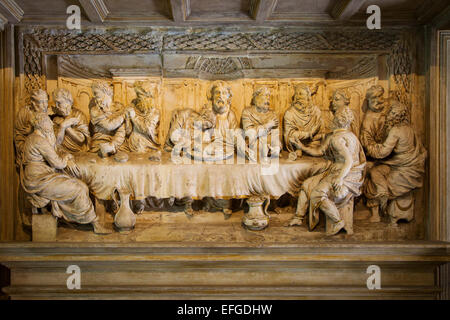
xmin=364 ymin=125 xmax=426 ymax=204
xmin=201 ymin=107 xmax=238 ymax=160
xmin=283 ymin=104 xmax=322 ymax=152
xmin=89 ymin=100 xmax=126 ymax=153
xmin=14 ymin=106 xmax=35 ymax=166
xmin=20 ymin=132 xmax=96 ymax=224
xmin=301 ymin=129 xmax=366 ymax=230
xmin=125 ymin=101 xmax=160 ymax=153
xmin=164 ymin=108 xmax=215 ymax=151
xmin=241 ymin=105 xmax=280 ymax=156
xmin=360 ymin=109 xmax=386 ymax=151
xmin=52 ymin=108 xmax=90 ymax=153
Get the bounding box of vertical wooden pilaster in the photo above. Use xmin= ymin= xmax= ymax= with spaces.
xmin=0 ymin=24 xmax=16 ymax=241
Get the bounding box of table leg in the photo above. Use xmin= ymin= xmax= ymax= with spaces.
xmin=242 ymin=196 xmax=270 ymax=231
xmin=94 ymin=197 xmax=107 ymax=226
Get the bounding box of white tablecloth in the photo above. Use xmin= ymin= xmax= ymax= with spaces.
xmin=76 ymin=152 xmax=329 ymax=200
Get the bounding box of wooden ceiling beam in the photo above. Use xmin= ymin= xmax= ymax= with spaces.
xmin=79 ymin=0 xmax=109 ymax=23
xmin=251 ymin=0 xmax=276 ymax=23
xmin=0 ymin=0 xmax=23 ymax=24
xmin=331 ymin=0 xmax=367 ymax=21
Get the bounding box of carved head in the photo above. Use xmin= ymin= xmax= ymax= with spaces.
xmin=208 ymin=81 xmax=232 ymax=115
xmin=133 ymin=81 xmax=155 ymax=114
xmin=366 ymin=85 xmax=385 ymax=112
xmin=91 ymin=81 xmax=113 ymax=111
xmin=32 ymin=112 xmax=56 ymax=146
xmin=292 ymin=84 xmax=314 ymax=111
xmin=251 ymin=86 xmax=271 ymax=112
xmin=386 ymin=100 xmax=410 ymax=127
xmin=53 ymin=88 xmax=73 ymax=117
xmin=332 ymin=107 xmax=354 ymax=130
xmin=30 ymin=89 xmax=49 ymax=114
xmin=331 ymin=89 xmax=350 ymax=114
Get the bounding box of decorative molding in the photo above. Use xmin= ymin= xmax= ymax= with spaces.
xmin=0 ymin=242 xmax=449 ymax=299
xmin=185 ymin=56 xmax=252 ymax=75
xmin=58 ymin=56 xmax=110 ymax=79
xmin=23 ymin=34 xmax=43 ymax=94
xmin=388 ymin=37 xmax=413 ymax=106
xmin=164 ymin=31 xmax=401 ymax=51
xmin=19 ymin=28 xmax=409 ymax=98
xmin=327 ymin=56 xmax=377 ymax=80
xmin=109 ymin=68 xmax=162 ymax=78
xmin=330 ymin=0 xmax=367 ymax=21
xmin=79 ymin=0 xmax=109 ymax=23
xmin=0 ymin=0 xmax=22 ymax=23
xmin=24 ymin=29 xmax=162 ymax=53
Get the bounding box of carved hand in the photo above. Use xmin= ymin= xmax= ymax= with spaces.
xmin=313 ymin=133 xmax=325 ymax=141
xmin=99 ymin=143 xmax=115 ymax=158
xmin=332 ymin=176 xmax=344 ymax=190
xmin=126 ymin=107 xmax=135 ymax=119
xmin=56 ymin=130 xmax=65 ymax=145
xmin=65 ymin=159 xmax=81 ymax=178
xmin=265 ymin=120 xmax=276 ymax=130
xmin=62 ymin=117 xmax=79 ymax=129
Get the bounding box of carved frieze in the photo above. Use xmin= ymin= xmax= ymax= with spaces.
xmin=20 ymin=28 xmax=412 ymax=107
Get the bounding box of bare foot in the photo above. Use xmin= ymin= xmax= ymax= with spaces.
xmin=369 ymin=214 xmax=381 ymax=223
xmin=92 ymin=221 xmax=113 ymax=235
xmin=389 ymin=221 xmax=398 ymax=228
xmin=326 ymin=220 xmax=345 ymax=236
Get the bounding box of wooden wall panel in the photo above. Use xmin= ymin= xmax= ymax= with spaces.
xmin=0 ymin=25 xmax=16 ymax=241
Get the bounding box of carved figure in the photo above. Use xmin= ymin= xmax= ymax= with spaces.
xmin=124 ymin=81 xmax=161 ymax=157
xmin=20 ymin=113 xmax=110 ymax=234
xmin=200 ymin=81 xmax=239 ymax=160
xmin=289 ymin=105 xmax=366 ymax=236
xmin=360 ymin=85 xmax=387 ymax=150
xmin=363 ymin=100 xmax=427 ymax=225
xmin=163 ymin=108 xmax=214 ymax=153
xmin=15 ymin=89 xmax=49 ymax=166
xmin=283 ymin=84 xmax=322 ymax=159
xmin=52 ymin=88 xmax=90 ymax=153
xmin=89 ymin=81 xmax=126 ymax=158
xmin=241 ymin=86 xmax=280 ymax=161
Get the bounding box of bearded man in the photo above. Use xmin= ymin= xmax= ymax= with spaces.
xmin=89 ymin=81 xmax=126 ymax=158
xmin=289 ymin=105 xmax=366 ymax=236
xmin=52 ymin=88 xmax=90 ymax=153
xmin=15 ymin=89 xmax=49 ymax=166
xmin=363 ymin=101 xmax=427 ymax=225
xmin=200 ymin=81 xmax=239 ymax=161
xmin=20 ymin=113 xmax=110 ymax=234
xmin=124 ymin=81 xmax=161 ymax=157
xmin=241 ymin=86 xmax=280 ymax=161
xmin=360 ymin=85 xmax=388 ymax=151
xmin=283 ymin=84 xmax=322 ymax=159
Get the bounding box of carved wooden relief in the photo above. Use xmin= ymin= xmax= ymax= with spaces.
xmin=13 ymin=26 xmax=425 ymax=242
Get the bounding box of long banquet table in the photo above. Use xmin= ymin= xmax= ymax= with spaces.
xmin=76 ymin=152 xmax=329 ymax=201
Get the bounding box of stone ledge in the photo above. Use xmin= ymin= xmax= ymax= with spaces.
xmin=0 ymin=242 xmax=448 ymax=299
xmin=2 ymin=285 xmax=443 ymax=300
